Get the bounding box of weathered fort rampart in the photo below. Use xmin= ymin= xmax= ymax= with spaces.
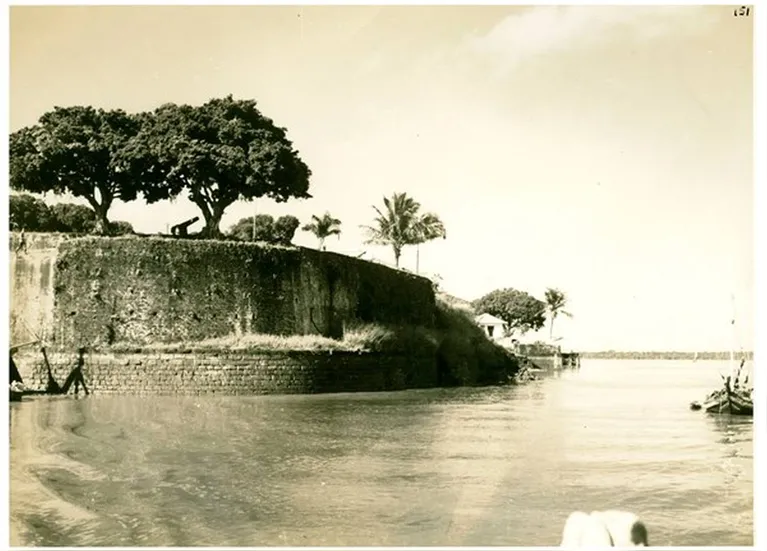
xmin=11 ymin=233 xmax=434 ymax=347
xmin=11 ymin=233 xmax=446 ymax=394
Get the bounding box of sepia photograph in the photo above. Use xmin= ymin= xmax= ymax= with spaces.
xmin=4 ymin=3 xmax=762 ymax=548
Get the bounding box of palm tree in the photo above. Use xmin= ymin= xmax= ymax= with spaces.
xmin=411 ymin=212 xmax=446 ymax=274
xmin=362 ymin=193 xmax=420 ymax=268
xmin=302 ymin=212 xmax=342 ymax=250
xmin=544 ymin=288 xmax=572 ymax=342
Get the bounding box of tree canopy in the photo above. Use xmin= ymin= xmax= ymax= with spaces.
xmin=363 ymin=192 xmax=446 ymax=268
xmin=10 ymin=193 xmax=133 ymax=234
xmin=9 ymin=96 xmax=312 ymax=238
xmin=9 ymin=194 xmax=53 ymax=232
xmin=9 ymin=106 xmax=151 ymax=234
xmin=229 ymin=214 xmax=276 ymax=242
xmin=302 ymin=212 xmax=342 ymax=250
xmin=134 ymin=95 xmax=312 ymax=237
xmin=411 ymin=213 xmax=446 ymax=244
xmin=49 ymin=203 xmax=97 ymax=233
xmin=272 ymin=215 xmax=300 ymax=245
xmin=473 ymin=288 xmax=547 ymax=336
xmin=227 ymin=214 xmax=300 ymax=246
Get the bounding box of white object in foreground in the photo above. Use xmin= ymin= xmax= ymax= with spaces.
xmin=561 ymin=511 xmax=649 ymax=547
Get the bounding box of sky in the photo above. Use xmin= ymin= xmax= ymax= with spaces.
xmin=7 ymin=5 xmax=756 ymax=352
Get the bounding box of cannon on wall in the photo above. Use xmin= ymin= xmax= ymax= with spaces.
xmin=171 ymin=216 xmax=200 ymax=238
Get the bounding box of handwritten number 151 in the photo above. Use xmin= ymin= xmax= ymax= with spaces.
xmin=733 ymin=6 xmax=751 ymax=16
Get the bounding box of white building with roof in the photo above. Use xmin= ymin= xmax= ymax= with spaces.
xmin=475 ymin=312 xmax=507 ymax=342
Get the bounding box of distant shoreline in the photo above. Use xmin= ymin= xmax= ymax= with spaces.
xmin=580 ymin=351 xmax=753 ymax=360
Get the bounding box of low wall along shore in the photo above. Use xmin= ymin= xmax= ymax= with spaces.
xmin=13 ymin=348 xmax=439 ymax=395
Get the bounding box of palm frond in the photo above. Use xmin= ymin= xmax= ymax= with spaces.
xmin=360 ymin=224 xmax=388 ymax=245
xmin=303 ymin=212 xmax=342 ymax=242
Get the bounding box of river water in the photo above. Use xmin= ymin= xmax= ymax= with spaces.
xmin=9 ymin=359 xmax=754 ymax=547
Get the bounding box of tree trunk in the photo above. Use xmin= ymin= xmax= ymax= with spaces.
xmin=93 ymin=210 xmax=110 ymax=235
xmin=86 ymin=193 xmax=112 ymax=235
xmin=193 ymin=197 xmax=225 ymax=238
xmin=549 ymin=314 xmax=556 ymax=342
xmin=416 ymin=244 xmax=420 ymax=274
xmin=394 ymin=246 xmax=401 ymax=268
xmin=201 ymin=214 xmax=223 ymax=238
xmin=319 ymin=237 xmax=325 ymax=251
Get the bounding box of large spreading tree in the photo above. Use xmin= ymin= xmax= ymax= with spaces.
xmin=473 ymin=288 xmax=547 ymax=336
xmin=9 ymin=106 xmax=153 ymax=234
xmin=135 ymin=96 xmax=312 ymax=237
xmin=10 ymin=97 xmax=311 ymax=238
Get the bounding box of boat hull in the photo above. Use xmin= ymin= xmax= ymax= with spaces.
xmin=700 ymin=390 xmax=753 ymax=416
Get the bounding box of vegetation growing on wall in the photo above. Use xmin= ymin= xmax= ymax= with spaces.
xmin=16 ymin=233 xmax=516 ymax=391
xmin=50 ymin=235 xmax=435 ymax=348
xmin=516 ymin=341 xmax=562 ymax=357
xmin=95 ymin=295 xmax=517 ymax=387
xmin=433 ymin=296 xmax=518 ymax=385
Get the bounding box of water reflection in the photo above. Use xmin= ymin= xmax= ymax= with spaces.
xmin=10 ymin=360 xmax=753 ymax=547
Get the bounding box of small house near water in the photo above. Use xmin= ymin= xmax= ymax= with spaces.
xmin=475 ymin=313 xmax=507 ymax=341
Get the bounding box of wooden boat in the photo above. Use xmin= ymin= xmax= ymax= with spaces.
xmin=689 ymin=296 xmax=752 ymax=416
xmin=690 ymin=360 xmax=753 ymax=416
xmin=696 ymin=385 xmax=752 ymax=415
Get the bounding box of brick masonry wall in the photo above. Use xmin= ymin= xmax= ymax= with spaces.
xmin=13 ymin=349 xmax=439 ymax=395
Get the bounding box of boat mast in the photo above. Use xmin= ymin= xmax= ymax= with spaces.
xmin=729 ymin=294 xmax=736 ymax=376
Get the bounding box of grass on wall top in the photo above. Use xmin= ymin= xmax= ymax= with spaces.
xmin=105 ymin=323 xmax=440 ymax=355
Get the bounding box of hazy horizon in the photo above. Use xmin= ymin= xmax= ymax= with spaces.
xmin=7 ymin=5 xmax=754 ymax=352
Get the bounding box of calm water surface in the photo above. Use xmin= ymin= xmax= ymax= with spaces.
xmin=10 ymin=359 xmax=753 ymax=546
